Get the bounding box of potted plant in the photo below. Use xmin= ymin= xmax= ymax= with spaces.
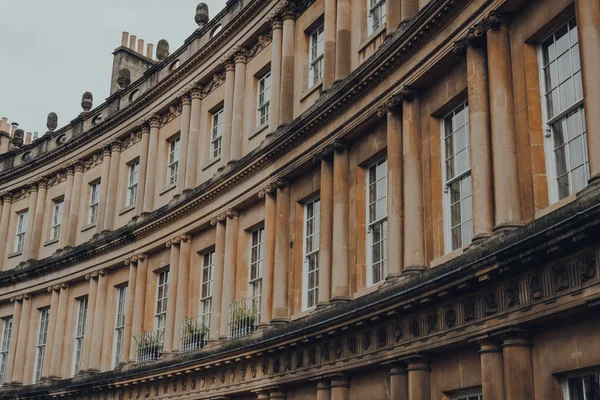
xmin=181 ymin=318 xmax=209 ymax=351
xmin=136 ymin=330 xmax=163 ymax=363
xmin=233 ymin=304 xmax=258 ymax=335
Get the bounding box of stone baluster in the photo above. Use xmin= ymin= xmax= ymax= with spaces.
xmin=164 ymin=237 xmax=181 ymax=352
xmin=272 ymin=180 xmax=290 ymax=322
xmin=136 ymin=126 xmax=151 ymax=216
xmin=185 ymin=88 xmax=204 ymax=191
xmin=269 ymin=17 xmax=283 ymax=133
xmin=331 ymin=142 xmax=351 ymax=301
xmin=259 ymin=184 xmax=277 ymax=323
xmin=29 ymin=179 xmax=48 ymax=260
xmin=142 ymin=115 xmax=161 ymax=214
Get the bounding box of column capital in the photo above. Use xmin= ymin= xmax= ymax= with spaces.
xmin=389 ymin=364 xmax=408 ymax=375
xmin=316 ymin=379 xmax=331 ymax=390
xmin=453 ymin=25 xmax=486 ymax=53
xmin=376 ymin=94 xmax=402 ymax=117
xmin=180 ymin=93 xmax=192 ymax=106
xmin=223 ymin=57 xmax=236 ymax=72
xmin=398 ymin=85 xmax=419 ymax=102
xmin=47 ymin=284 xmax=61 ymax=292
xmin=73 ymin=162 xmax=85 ymax=173
xmin=270 ymin=16 xmax=283 ymax=30
xmin=190 ymin=86 xmax=204 ymax=100
xmin=136 ymin=252 xmax=149 ymax=261
xmin=481 ymin=11 xmax=510 ymax=31
xmin=327 ymin=373 xmax=351 ymax=388
xmin=258 ymin=182 xmax=277 ymax=198
xmin=313 ymin=141 xmax=345 ymax=163
xmin=0 ymin=192 xmax=13 ymax=204
xmin=479 ymin=339 xmax=503 ymax=353
xmin=148 ymin=113 xmax=161 ymax=128
xmin=26 ymin=180 xmax=39 ymax=193
xmin=405 ymin=355 xmax=429 ymax=371
xmin=36 ymin=178 xmax=49 ymax=190
xmin=140 ymin=124 xmax=150 ymax=135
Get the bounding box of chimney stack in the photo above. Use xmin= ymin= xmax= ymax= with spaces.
xmin=121 ymin=31 xmax=129 ymax=47
xmin=146 ymin=43 xmax=154 ymax=59
xmin=137 ymin=39 xmax=144 ymax=54
xmin=25 ymin=132 xmax=32 ymax=144
xmin=129 ymin=35 xmax=137 ymax=50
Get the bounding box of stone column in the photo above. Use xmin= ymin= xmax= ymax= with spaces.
xmin=318 ymin=155 xmax=333 ymax=304
xmin=387 ymin=0 xmax=401 ymax=32
xmin=279 ymin=6 xmax=296 ymax=126
xmin=173 ymin=234 xmax=191 ymax=352
xmin=135 ymin=126 xmax=150 ymax=216
xmin=402 ymin=89 xmax=425 ymax=273
xmin=130 ymin=254 xmax=148 ymax=362
xmin=0 ymin=195 xmax=12 ymax=263
xmin=11 ymin=294 xmax=31 ymax=385
xmin=89 ymin=270 xmax=108 ymax=372
xmin=66 ymin=163 xmax=84 ymax=247
xmin=269 ymin=18 xmax=283 ymax=133
xmin=185 ymin=88 xmax=203 ymax=191
xmin=272 ymin=181 xmax=290 ymax=322
xmin=220 ymin=211 xmax=239 ymax=338
xmin=256 ymin=390 xmax=270 ymax=400
xmin=335 ymin=0 xmax=351 ymax=82
xmin=80 ymin=272 xmax=98 ymax=372
xmin=485 ymin=13 xmax=522 ymax=231
xmin=164 ymin=238 xmax=181 ymax=352
xmin=23 ymin=184 xmax=38 ymax=257
xmin=210 ymin=219 xmax=226 ymax=339
xmin=49 ymin=284 xmax=69 ymax=379
xmin=142 ymin=116 xmax=161 ymax=214
xmin=41 ymin=285 xmax=60 ymax=380
xmin=230 ymin=49 xmax=248 ymax=163
xmin=390 ymin=365 xmax=408 ymax=400
xmin=407 ymin=358 xmax=430 ymax=400
xmin=96 ymin=147 xmax=111 ymax=233
xmin=575 ymin=0 xmax=600 ymax=182
xmin=502 ymin=336 xmax=534 ymax=400
xmin=479 ymin=340 xmax=505 ymax=400
xmin=323 ymin=0 xmax=337 ymax=90
xmin=121 ymin=257 xmax=137 ymax=365
xmin=259 ymin=186 xmax=276 ymax=324
xmin=332 ymin=143 xmax=350 ymax=301
xmin=102 ymin=142 xmax=122 ymax=232
xmin=4 ymin=297 xmax=22 ymax=384
xmin=58 ymin=168 xmax=74 ymax=248
xmin=330 ymin=374 xmax=350 ymax=400
xmin=29 ymin=180 xmax=47 ymax=260
xmin=177 ymin=94 xmax=192 ymax=194
xmin=401 ymin=0 xmax=419 ymax=22
xmin=270 ymin=388 xmax=287 ymax=400
xmin=221 ymin=61 xmax=236 ymax=167
xmin=317 ymin=379 xmax=332 ymax=400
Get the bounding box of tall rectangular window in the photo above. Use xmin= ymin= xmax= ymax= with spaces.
xmin=50 ymin=200 xmax=63 ymax=241
xmin=14 ymin=211 xmax=28 ymax=253
xmin=211 ymin=108 xmax=224 ymax=159
xmin=126 ymin=161 xmax=139 ymax=207
xmin=442 ymin=102 xmax=472 ymax=252
xmin=34 ymin=308 xmax=50 ymax=383
xmin=257 ymin=72 xmax=271 ymax=126
xmin=200 ymin=251 xmax=214 ymax=330
xmin=88 ymin=181 xmax=100 ymax=225
xmin=249 ymin=227 xmax=264 ymax=313
xmin=368 ymin=0 xmax=386 ymax=34
xmin=565 ymin=372 xmax=600 ymax=400
xmin=155 ymin=270 xmax=169 ymax=335
xmin=167 ymin=137 xmax=180 ymax=185
xmin=72 ymin=297 xmax=87 ymax=376
xmin=113 ymin=286 xmax=127 ymax=368
xmin=303 ymin=198 xmax=320 ymax=309
xmin=309 ymin=24 xmax=325 ymax=86
xmin=540 ymin=17 xmax=588 ymax=202
xmin=0 ymin=317 xmax=13 ymax=386
xmin=367 ymin=158 xmax=387 ymax=285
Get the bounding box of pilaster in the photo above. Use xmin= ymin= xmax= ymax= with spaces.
xmin=331 ymin=142 xmax=350 ymax=301
xmin=177 ymin=93 xmax=192 ymax=194
xmin=272 ymin=180 xmax=291 ymax=322
xmin=164 ymin=238 xmax=181 ymax=352
xmin=142 ymin=115 xmax=161 ymax=214
xmin=259 ymin=184 xmax=277 ymax=324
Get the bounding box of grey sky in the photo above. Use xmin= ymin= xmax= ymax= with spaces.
xmin=0 ymin=0 xmax=226 ymax=135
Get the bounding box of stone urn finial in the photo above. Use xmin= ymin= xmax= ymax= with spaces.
xmin=156 ymin=39 xmax=170 ymax=61
xmin=195 ymin=3 xmax=209 ymax=29
xmin=81 ymin=91 xmax=93 ymax=113
xmin=46 ymin=112 xmax=58 ymax=133
xmin=117 ymin=68 xmax=131 ymax=90
xmin=11 ymin=129 xmax=24 ymax=147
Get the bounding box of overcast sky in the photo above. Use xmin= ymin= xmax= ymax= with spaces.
xmin=0 ymin=0 xmax=226 ymax=135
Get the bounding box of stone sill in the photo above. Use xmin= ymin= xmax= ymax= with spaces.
xmin=118 ymin=205 xmax=136 ymax=216
xmin=81 ymin=223 xmax=96 ymax=233
xmin=300 ymin=80 xmax=323 ymax=102
xmin=358 ymin=24 xmax=387 ymax=54
xmin=202 ymin=156 xmax=221 ymax=171
xmin=43 ymin=238 xmax=59 ymax=247
xmin=159 ymin=183 xmax=176 ymax=196
xmin=291 ymin=307 xmax=314 ymax=321
xmin=430 ymin=247 xmax=464 ymax=269
xmin=247 ymin=123 xmax=268 ymax=141
xmin=354 ymin=280 xmax=384 ymax=298
xmin=7 ymin=251 xmax=22 ymax=259
xmin=535 ymin=193 xmax=577 ymax=219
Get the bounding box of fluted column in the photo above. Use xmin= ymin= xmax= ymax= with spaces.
xmin=259 ymin=185 xmax=276 ymax=324
xmin=177 ymin=94 xmax=192 ymax=194
xmin=221 ymin=62 xmax=236 ymax=167
xmin=49 ymin=284 xmax=69 ymax=379
xmin=269 ymin=18 xmax=283 ymax=133
xmin=485 ymin=13 xmax=522 ymax=231
xmin=279 ymin=5 xmax=296 ymax=126
xmin=230 ymin=49 xmax=248 ymax=163
xmin=66 ymin=163 xmax=84 ymax=247
xmin=164 ymin=238 xmax=180 ymax=352
xmin=318 ymin=155 xmax=333 ymax=304
xmin=142 ymin=116 xmax=161 ymax=214
xmin=332 ymin=143 xmax=350 ymax=301
xmin=330 ymin=374 xmax=350 ymax=400
xmin=210 ymin=219 xmax=226 ymax=338
xmin=129 ymin=254 xmax=148 ymax=362
xmin=272 ymin=181 xmax=290 ymax=322
xmin=135 ymin=126 xmax=150 ymax=216
xmin=23 ymin=184 xmax=38 ymax=257
xmin=4 ymin=297 xmax=22 ymax=384
xmin=79 ymin=272 xmax=98 ymax=372
xmin=103 ymin=141 xmax=122 ymax=231
xmin=29 ymin=180 xmax=47 ymax=260
xmin=335 ymin=0 xmax=351 ymax=82
xmin=58 ymin=168 xmax=74 ymax=248
xmin=575 ymin=0 xmax=600 ymax=182
xmin=402 ymin=88 xmax=425 ymax=273
xmin=323 ymin=0 xmax=337 ymax=90
xmin=89 ymin=270 xmax=108 ymax=372
xmin=96 ymin=147 xmax=111 ymax=233
xmin=173 ymin=234 xmax=191 ymax=352
xmin=11 ymin=294 xmax=31 ymax=385
xmin=185 ymin=88 xmax=203 ymax=191
xmin=502 ymin=336 xmax=534 ymax=400
xmin=390 ymin=365 xmax=408 ymax=400
xmin=41 ymin=285 xmax=60 ymax=380
xmin=220 ymin=211 xmax=239 ymax=338
xmin=317 ymin=379 xmax=331 ymax=400
xmin=479 ymin=340 xmax=505 ymax=400
xmin=0 ymin=195 xmax=12 ymax=263
xmin=407 ymin=357 xmax=430 ymax=400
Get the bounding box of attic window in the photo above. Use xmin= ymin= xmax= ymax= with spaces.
xmin=129 ymin=89 xmax=140 ymax=102
xmin=92 ymin=114 xmax=103 ymax=125
xmin=170 ymin=60 xmax=180 ymax=71
xmin=211 ymin=24 xmax=222 ymax=37
xmin=56 ymin=134 xmax=68 ymax=145
xmin=22 ymin=152 xmax=32 ymax=162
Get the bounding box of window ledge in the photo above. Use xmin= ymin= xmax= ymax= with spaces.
xmin=354 ymin=280 xmax=384 ymax=299
xmin=291 ymin=308 xmax=314 ymax=321
xmin=118 ymin=204 xmax=136 ymax=216
xmin=359 ymin=24 xmax=387 ymax=54
xmin=202 ymin=156 xmax=221 ymax=171
xmin=81 ymin=223 xmax=96 ymax=233
xmin=44 ymin=238 xmax=59 ymax=247
xmin=248 ymin=123 xmax=269 ymax=141
xmin=431 ymin=247 xmax=464 ymax=268
xmin=159 ymin=183 xmax=176 ymax=196
xmin=7 ymin=251 xmax=22 ymax=259
xmin=535 ymin=193 xmax=577 ymax=219
xmin=300 ymin=80 xmax=323 ymax=102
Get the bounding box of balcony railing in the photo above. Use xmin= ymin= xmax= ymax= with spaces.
xmin=180 ymin=316 xmax=209 ymax=353
xmin=135 ymin=329 xmax=164 ymax=364
xmin=228 ymin=295 xmax=260 ymax=339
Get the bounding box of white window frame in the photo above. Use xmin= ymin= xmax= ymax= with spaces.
xmin=562 ymin=369 xmax=600 ymax=400
xmin=257 ymin=72 xmax=271 ymax=127
xmin=167 ymin=137 xmax=180 ymax=185
xmin=452 ymin=389 xmax=482 ymax=400
xmin=441 ymin=101 xmax=473 ymax=253
xmin=33 ymin=308 xmax=50 ymax=384
xmin=112 ymin=285 xmax=127 ymax=368
xmin=0 ymin=317 xmax=13 ymax=386
xmin=366 ymin=158 xmax=388 ymax=286
xmin=538 ymin=16 xmax=588 ymax=204
xmin=72 ymin=297 xmax=88 ymax=376
xmin=308 ymin=24 xmax=325 ymax=86
xmin=302 ymin=197 xmax=320 ymax=310
xmin=126 ymin=160 xmax=139 ymax=207
xmin=248 ymin=227 xmax=264 ymax=323
xmin=367 ymin=0 xmax=386 ymax=35
xmin=210 ymin=108 xmax=224 ymax=159
xmin=155 ymin=270 xmax=169 ymax=335
xmin=14 ymin=211 xmax=28 ymax=253
xmin=50 ymin=200 xmax=63 ymax=241
xmin=200 ymin=251 xmax=214 ymax=332
xmin=88 ymin=181 xmax=101 ymax=225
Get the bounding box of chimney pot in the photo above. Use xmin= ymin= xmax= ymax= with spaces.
xmin=121 ymin=32 xmax=129 ymax=47
xmin=146 ymin=43 xmax=154 ymax=59
xmin=137 ymin=39 xmax=144 ymax=54
xmin=25 ymin=132 xmax=32 ymax=144
xmin=129 ymin=35 xmax=137 ymax=50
